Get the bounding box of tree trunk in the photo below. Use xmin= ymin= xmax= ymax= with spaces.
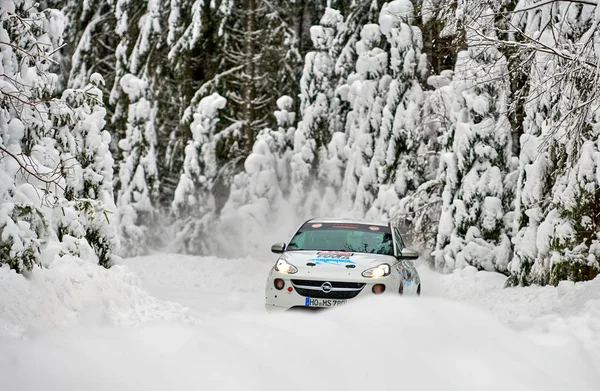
xmin=244 ymin=0 xmax=257 ymax=152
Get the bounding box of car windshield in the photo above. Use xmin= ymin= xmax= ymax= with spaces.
xmin=286 ymin=222 xmax=394 ymax=256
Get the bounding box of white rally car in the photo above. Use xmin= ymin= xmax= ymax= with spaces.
xmin=265 ymin=218 xmax=421 ymax=311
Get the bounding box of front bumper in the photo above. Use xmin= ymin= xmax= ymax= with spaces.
xmin=265 ymin=271 xmax=396 ymax=311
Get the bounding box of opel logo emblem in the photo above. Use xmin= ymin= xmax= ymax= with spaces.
xmin=321 ymin=282 xmax=332 ymax=293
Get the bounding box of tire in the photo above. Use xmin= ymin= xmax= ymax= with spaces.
xmin=417 ymin=284 xmax=421 ymax=296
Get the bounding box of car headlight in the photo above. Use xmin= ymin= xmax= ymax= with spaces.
xmin=362 ymin=263 xmax=390 ymax=278
xmin=275 ymin=258 xmax=298 ymax=274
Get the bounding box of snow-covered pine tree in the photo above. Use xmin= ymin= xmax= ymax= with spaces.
xmin=394 ymin=0 xmax=473 ymax=255
xmin=55 ymin=0 xmax=117 ymax=92
xmin=172 ymin=93 xmax=226 ymax=254
xmin=290 ymin=8 xmax=342 ymax=217
xmin=508 ymin=11 xmax=559 ymax=285
xmin=377 ymin=0 xmax=465 ymax=253
xmin=221 ymin=133 xmax=290 ymax=254
xmin=110 ymin=0 xmax=193 ymax=206
xmin=543 ymin=134 xmax=600 ymax=285
xmin=0 ymin=0 xmax=49 ymax=270
xmin=1 ymin=1 xmax=117 ymax=271
xmin=216 ymin=95 xmax=295 ymax=256
xmin=110 ymin=0 xmax=144 ymax=133
xmin=116 ymin=74 xmax=159 ymax=257
xmin=390 ymin=70 xmax=454 ymax=255
xmin=166 ymin=1 xmax=305 ymax=223
xmin=272 ymin=96 xmax=296 ymax=199
xmin=433 ymin=7 xmax=513 ymax=273
xmin=164 ymin=2 xmax=243 ymax=211
xmin=340 ymin=22 xmax=388 ymax=216
xmin=205 ymin=0 xmax=302 ymax=152
xmin=226 ymin=96 xmax=294 ymax=210
xmin=288 ymin=0 xmax=346 ymax=54
xmin=57 ymin=74 xmax=120 ymax=267
xmin=365 ymin=0 xmax=429 ymax=220
xmin=326 ymin=1 xmax=385 ymax=135
xmin=315 ymin=8 xmax=350 ymax=210
xmin=509 ymin=1 xmax=600 ymax=285
xmin=333 ymin=0 xmax=383 ymax=82
xmin=110 ymin=0 xmax=162 ymax=123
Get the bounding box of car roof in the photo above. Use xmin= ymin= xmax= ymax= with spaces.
xmin=307 ymin=217 xmax=390 ymax=227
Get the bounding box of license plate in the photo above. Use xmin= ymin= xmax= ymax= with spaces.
xmin=305 ymin=298 xmax=347 ymax=307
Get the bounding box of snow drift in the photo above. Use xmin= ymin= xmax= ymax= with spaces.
xmin=0 ymin=255 xmax=191 ymax=338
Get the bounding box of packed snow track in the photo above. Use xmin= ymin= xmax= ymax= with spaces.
xmin=1 ymin=253 xmax=600 ymax=391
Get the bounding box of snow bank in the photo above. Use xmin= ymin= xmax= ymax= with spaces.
xmin=0 ymin=255 xmax=192 ymax=338
xmin=421 ymin=264 xmax=600 ymax=373
xmin=421 ymin=264 xmax=600 ymax=324
xmin=124 ymin=253 xmax=273 ymax=316
xmin=1 ymin=296 xmax=597 ymax=391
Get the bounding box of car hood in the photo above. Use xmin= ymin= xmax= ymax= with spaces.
xmin=280 ymin=250 xmax=395 ymax=280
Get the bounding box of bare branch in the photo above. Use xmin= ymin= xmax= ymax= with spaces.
xmin=501 ymin=0 xmax=598 ymax=15
xmin=465 ymin=24 xmax=599 ymax=71
xmin=0 ymin=41 xmax=59 ymax=65
xmin=3 ymin=147 xmax=63 ymax=183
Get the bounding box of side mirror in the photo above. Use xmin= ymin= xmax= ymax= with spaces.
xmin=399 ymin=248 xmax=419 ymax=260
xmin=271 ymin=242 xmax=286 ymax=254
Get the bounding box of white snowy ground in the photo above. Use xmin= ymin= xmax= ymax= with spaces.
xmin=1 ymin=253 xmax=600 ymax=391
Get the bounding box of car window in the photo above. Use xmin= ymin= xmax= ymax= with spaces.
xmin=287 ymin=223 xmax=394 ymax=256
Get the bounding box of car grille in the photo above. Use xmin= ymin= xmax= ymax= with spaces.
xmin=291 ymin=279 xmax=366 ymax=299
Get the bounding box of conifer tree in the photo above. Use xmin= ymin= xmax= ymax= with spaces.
xmin=1 ymin=2 xmax=117 ymax=271
xmin=202 ymin=0 xmax=301 ymax=153
xmin=367 ymin=0 xmax=429 ymax=219
xmin=116 ymin=74 xmax=159 ymax=257
xmin=56 ymin=0 xmax=117 ymax=92
xmin=433 ymin=8 xmax=513 ymax=273
xmin=172 ymin=93 xmax=226 ymax=254
xmin=111 ymin=0 xmax=197 ymax=205
xmin=341 ymin=22 xmax=388 ymax=215
xmin=390 ymin=70 xmax=455 ymax=254
xmin=216 ymin=95 xmax=295 ymax=255
xmin=290 ymin=8 xmax=343 ymax=216
xmin=59 ymin=75 xmax=120 ymax=266
xmin=509 ymin=1 xmax=600 ymax=285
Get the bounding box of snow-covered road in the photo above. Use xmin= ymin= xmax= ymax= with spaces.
xmin=1 ymin=253 xmax=600 ymax=390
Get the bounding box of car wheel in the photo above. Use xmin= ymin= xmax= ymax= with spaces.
xmin=417 ymin=284 xmax=421 ymax=296
xmin=399 ymin=282 xmax=404 ymax=295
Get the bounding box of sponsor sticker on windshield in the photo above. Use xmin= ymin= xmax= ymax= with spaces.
xmin=332 ymin=223 xmax=359 ymax=229
xmin=309 ymin=251 xmax=356 ymax=266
